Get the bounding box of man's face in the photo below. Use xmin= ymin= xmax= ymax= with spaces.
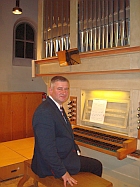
xmin=49 ymin=81 xmax=70 ymax=105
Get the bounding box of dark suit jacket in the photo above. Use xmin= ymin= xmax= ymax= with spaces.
xmin=31 ymin=97 xmax=80 ymax=178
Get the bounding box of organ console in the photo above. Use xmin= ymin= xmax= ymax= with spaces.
xmin=73 ymin=125 xmax=137 ymax=160
xmin=68 ymin=90 xmax=138 ymax=160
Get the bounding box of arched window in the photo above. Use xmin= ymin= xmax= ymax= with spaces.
xmin=13 ymin=20 xmax=36 ymax=66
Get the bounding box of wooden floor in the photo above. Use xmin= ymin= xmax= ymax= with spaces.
xmin=0 ymin=176 xmax=46 ymax=187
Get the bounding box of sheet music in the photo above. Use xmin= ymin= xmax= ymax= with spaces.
xmin=90 ymin=99 xmax=107 ymax=124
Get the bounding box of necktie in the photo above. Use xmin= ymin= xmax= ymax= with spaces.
xmin=60 ymin=106 xmax=67 ymax=123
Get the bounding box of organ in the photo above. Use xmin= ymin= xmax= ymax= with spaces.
xmin=68 ymin=90 xmax=137 ymax=160
xmin=34 ymin=0 xmax=140 ymax=185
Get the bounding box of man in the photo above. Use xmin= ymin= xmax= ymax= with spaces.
xmin=31 ymin=76 xmax=102 ymax=187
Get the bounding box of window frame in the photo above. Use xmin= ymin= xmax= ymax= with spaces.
xmin=13 ymin=18 xmax=37 ymax=67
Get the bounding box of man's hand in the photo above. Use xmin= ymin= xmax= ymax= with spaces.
xmin=62 ymin=172 xmax=78 ymax=187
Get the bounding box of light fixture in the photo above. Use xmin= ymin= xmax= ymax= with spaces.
xmin=12 ymin=0 xmax=22 ymax=15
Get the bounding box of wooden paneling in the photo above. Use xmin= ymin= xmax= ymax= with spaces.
xmin=0 ymin=92 xmax=44 ymax=142
xmin=11 ymin=94 xmax=26 ymax=140
xmin=26 ymin=93 xmax=42 ymax=137
xmin=0 ymin=94 xmax=12 ymax=142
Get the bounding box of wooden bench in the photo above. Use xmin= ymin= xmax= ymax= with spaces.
xmin=17 ymin=160 xmax=113 ymax=187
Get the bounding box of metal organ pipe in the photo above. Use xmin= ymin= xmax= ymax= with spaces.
xmin=92 ymin=0 xmax=97 ymax=50
xmin=104 ymin=0 xmax=109 ymax=49
xmin=119 ymin=0 xmax=125 ymax=46
xmin=52 ymin=1 xmax=58 ymax=57
xmin=83 ymin=0 xmax=88 ymax=52
xmin=48 ymin=0 xmax=53 ymax=57
xmin=114 ymin=0 xmax=119 ymax=47
xmin=44 ymin=0 xmax=70 ymax=58
xmin=88 ymin=0 xmax=93 ymax=51
xmin=79 ymin=0 xmax=84 ymax=52
xmin=78 ymin=0 xmax=130 ymax=53
xmin=65 ymin=0 xmax=70 ymax=51
xmin=125 ymin=0 xmax=130 ymax=45
xmin=108 ymin=0 xmax=113 ymax=48
xmin=96 ymin=0 xmax=101 ymax=50
xmin=101 ymin=0 xmax=105 ymax=49
xmin=43 ymin=0 xmax=130 ymax=57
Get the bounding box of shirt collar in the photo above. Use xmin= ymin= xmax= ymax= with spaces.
xmin=49 ymin=95 xmax=61 ymax=110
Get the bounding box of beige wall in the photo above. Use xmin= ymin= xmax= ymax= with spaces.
xmin=130 ymin=0 xmax=140 ymax=46
xmin=0 ymin=0 xmax=46 ymax=92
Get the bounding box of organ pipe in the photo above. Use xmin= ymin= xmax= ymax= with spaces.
xmin=43 ymin=0 xmax=130 ymax=58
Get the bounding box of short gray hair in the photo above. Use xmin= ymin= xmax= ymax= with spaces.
xmin=50 ymin=76 xmax=69 ymax=87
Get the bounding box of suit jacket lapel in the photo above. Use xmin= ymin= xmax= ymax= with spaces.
xmin=56 ymin=107 xmax=74 ymax=138
xmin=47 ymin=97 xmax=74 ymax=139
xmin=62 ymin=109 xmax=74 ymax=137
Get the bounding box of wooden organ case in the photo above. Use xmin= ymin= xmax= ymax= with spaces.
xmin=68 ymin=91 xmax=137 ymax=160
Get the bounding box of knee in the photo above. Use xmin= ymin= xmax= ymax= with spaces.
xmin=98 ymin=161 xmax=103 ymax=177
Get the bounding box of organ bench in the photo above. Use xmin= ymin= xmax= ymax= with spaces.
xmin=17 ymin=159 xmax=113 ymax=187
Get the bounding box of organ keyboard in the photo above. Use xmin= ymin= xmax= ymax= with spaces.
xmin=73 ymin=125 xmax=137 ymax=160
